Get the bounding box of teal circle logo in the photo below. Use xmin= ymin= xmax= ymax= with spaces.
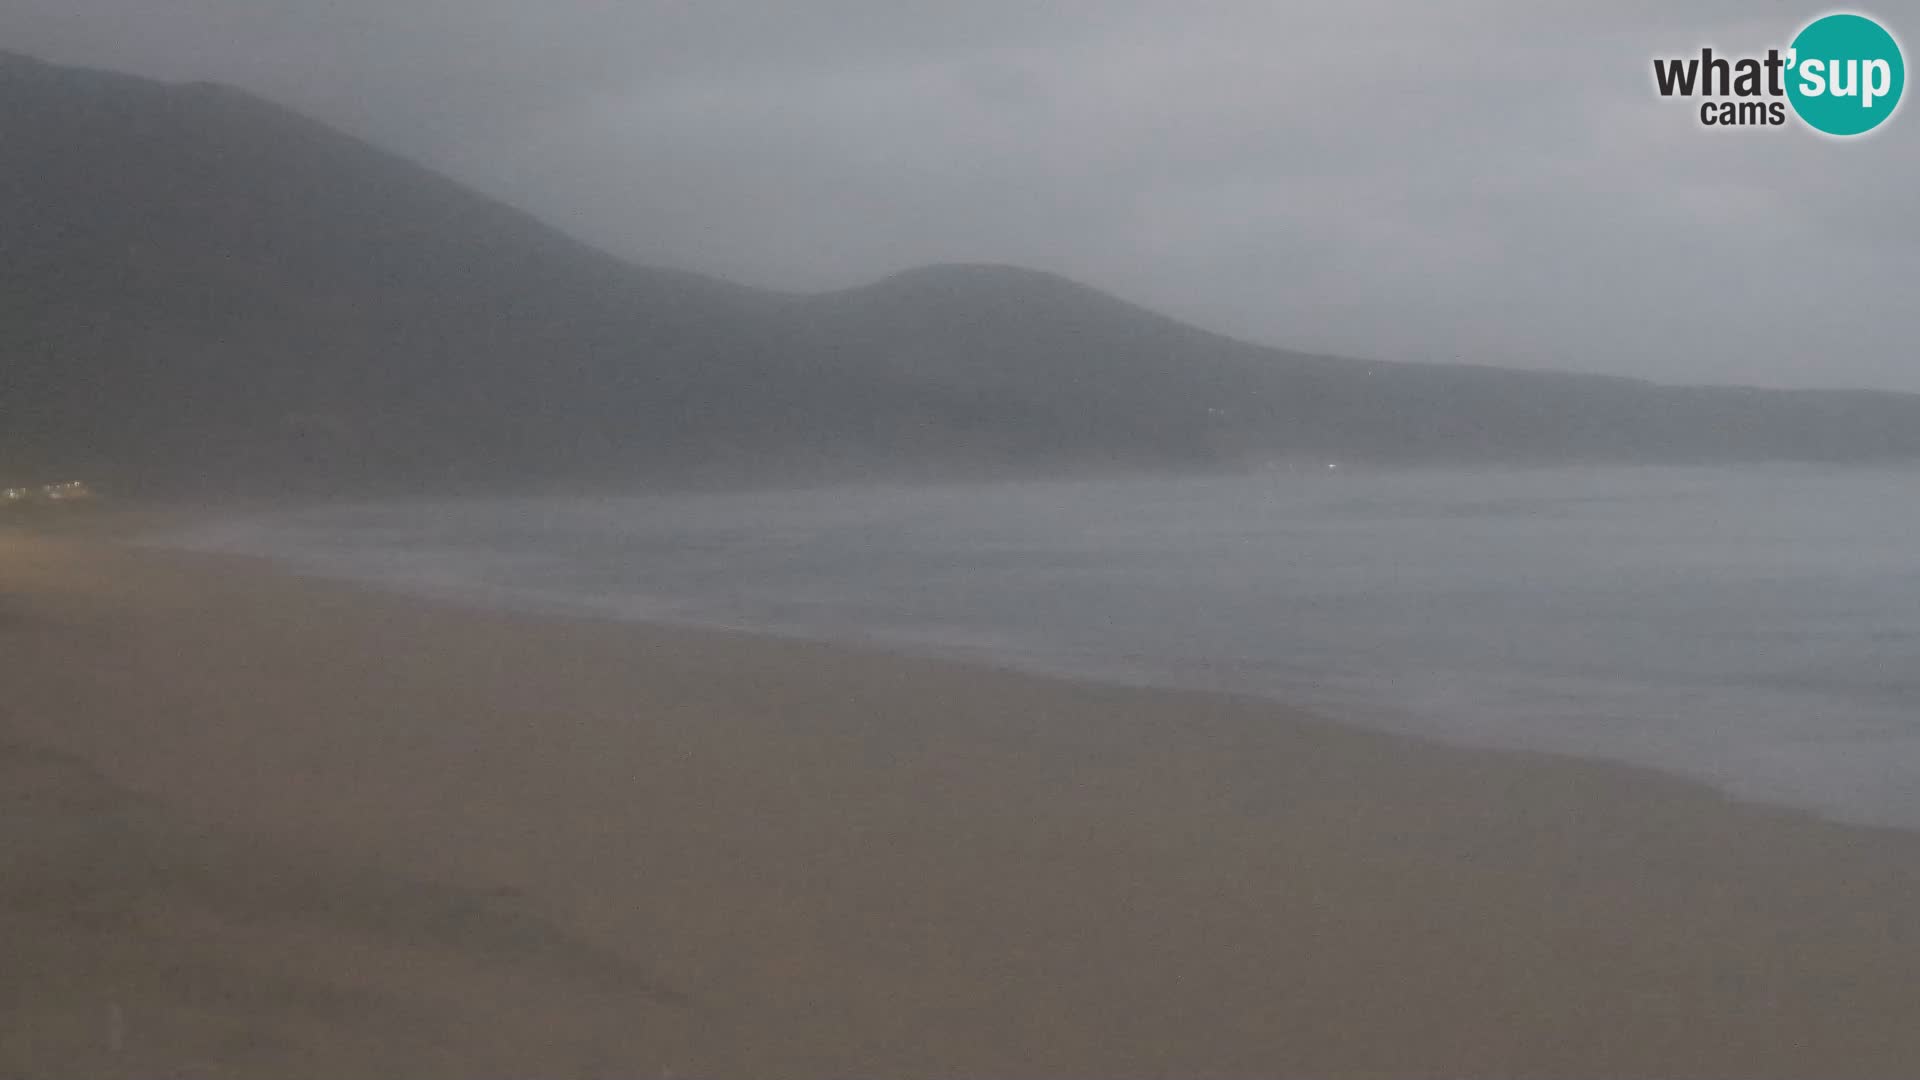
xmin=1786 ymin=13 xmax=1904 ymax=135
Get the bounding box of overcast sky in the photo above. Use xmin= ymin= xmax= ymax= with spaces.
xmin=6 ymin=1 xmax=1916 ymax=390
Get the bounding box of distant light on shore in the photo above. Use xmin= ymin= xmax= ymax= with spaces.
xmin=1 ymin=480 xmax=96 ymax=507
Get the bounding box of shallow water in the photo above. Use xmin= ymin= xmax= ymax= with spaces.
xmin=173 ymin=466 xmax=1920 ymax=829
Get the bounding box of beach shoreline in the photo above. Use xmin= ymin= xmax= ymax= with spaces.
xmin=6 ymin=526 xmax=1920 ymax=1078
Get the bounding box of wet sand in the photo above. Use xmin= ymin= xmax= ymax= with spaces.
xmin=4 ymin=527 xmax=1920 ymax=1077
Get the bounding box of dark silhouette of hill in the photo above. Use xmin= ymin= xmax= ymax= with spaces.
xmin=5 ymin=50 xmax=1919 ymax=494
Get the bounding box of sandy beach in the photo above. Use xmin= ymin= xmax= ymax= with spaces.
xmin=5 ymin=525 xmax=1920 ymax=1078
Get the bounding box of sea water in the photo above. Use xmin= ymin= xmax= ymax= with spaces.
xmin=172 ymin=466 xmax=1920 ymax=829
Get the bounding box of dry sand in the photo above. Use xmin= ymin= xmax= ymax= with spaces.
xmin=4 ymin=526 xmax=1920 ymax=1078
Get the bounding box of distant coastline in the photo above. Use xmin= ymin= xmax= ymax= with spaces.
xmin=11 ymin=48 xmax=1920 ymax=499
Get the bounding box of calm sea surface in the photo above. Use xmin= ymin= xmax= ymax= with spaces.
xmin=173 ymin=466 xmax=1920 ymax=829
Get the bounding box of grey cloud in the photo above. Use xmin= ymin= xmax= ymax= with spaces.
xmin=5 ymin=0 xmax=1916 ymax=389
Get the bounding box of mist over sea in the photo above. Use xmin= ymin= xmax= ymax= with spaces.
xmin=175 ymin=466 xmax=1920 ymax=829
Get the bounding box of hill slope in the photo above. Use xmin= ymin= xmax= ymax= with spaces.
xmin=5 ymin=50 xmax=1919 ymax=493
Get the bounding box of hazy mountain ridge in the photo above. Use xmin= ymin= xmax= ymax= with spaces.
xmin=5 ymin=50 xmax=1918 ymax=493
